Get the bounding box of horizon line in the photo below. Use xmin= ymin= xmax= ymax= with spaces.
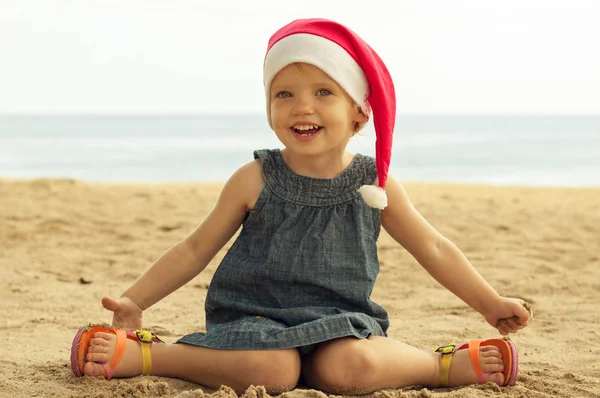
xmin=1 ymin=112 xmax=600 ymax=118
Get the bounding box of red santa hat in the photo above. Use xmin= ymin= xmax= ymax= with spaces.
xmin=263 ymin=18 xmax=396 ymax=209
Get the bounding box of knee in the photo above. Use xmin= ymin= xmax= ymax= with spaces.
xmin=305 ymin=339 xmax=379 ymax=394
xmin=242 ymin=349 xmax=301 ymax=394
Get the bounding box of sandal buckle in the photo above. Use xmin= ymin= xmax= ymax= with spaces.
xmin=435 ymin=342 xmax=457 ymax=355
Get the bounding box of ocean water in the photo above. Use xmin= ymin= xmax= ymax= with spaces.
xmin=0 ymin=114 xmax=599 ymax=186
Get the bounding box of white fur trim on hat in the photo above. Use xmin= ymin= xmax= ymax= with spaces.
xmin=264 ymin=33 xmax=369 ymax=127
xmin=358 ymin=185 xmax=388 ymax=209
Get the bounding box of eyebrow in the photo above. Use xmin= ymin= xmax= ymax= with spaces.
xmin=311 ymin=80 xmax=336 ymax=86
xmin=271 ymin=81 xmax=337 ymax=91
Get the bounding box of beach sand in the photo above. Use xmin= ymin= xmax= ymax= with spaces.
xmin=1 ymin=178 xmax=599 ymax=398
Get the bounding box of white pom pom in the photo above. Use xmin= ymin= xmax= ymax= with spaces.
xmin=358 ymin=185 xmax=388 ymax=209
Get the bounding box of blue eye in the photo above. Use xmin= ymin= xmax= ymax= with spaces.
xmin=317 ymin=89 xmax=332 ymax=96
xmin=276 ymin=91 xmax=292 ymax=98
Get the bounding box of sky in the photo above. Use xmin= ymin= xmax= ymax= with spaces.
xmin=1 ymin=0 xmax=599 ymax=115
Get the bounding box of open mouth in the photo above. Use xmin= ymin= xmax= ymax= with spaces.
xmin=291 ymin=125 xmax=323 ymax=137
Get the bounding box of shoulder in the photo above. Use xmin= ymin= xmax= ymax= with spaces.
xmin=252 ymin=148 xmax=280 ymax=168
xmin=355 ymin=152 xmax=376 ymax=167
xmin=223 ymin=159 xmax=265 ymax=211
xmin=352 ymin=152 xmax=377 ymax=183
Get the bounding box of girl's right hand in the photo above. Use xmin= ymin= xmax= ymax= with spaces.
xmin=101 ymin=296 xmax=143 ymax=330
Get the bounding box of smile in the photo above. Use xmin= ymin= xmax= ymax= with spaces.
xmin=291 ymin=124 xmax=323 ymax=137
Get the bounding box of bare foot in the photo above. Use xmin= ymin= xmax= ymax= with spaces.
xmin=440 ymin=345 xmax=505 ymax=386
xmin=83 ymin=332 xmax=143 ymax=378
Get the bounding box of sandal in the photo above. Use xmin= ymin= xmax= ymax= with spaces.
xmin=70 ymin=324 xmax=164 ymax=380
xmin=434 ymin=338 xmax=518 ymax=387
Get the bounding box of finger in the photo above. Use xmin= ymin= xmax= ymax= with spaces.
xmin=498 ymin=325 xmax=509 ymax=336
xmin=517 ymin=301 xmax=532 ymax=325
xmin=500 ymin=318 xmax=517 ymax=331
xmin=496 ymin=318 xmax=512 ymax=330
xmin=102 ymin=297 xmax=120 ymax=312
xmin=507 ymin=318 xmax=522 ymax=331
xmin=504 ymin=322 xmax=519 ymax=334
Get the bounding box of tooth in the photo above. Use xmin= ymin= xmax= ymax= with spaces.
xmin=295 ymin=125 xmax=319 ymax=130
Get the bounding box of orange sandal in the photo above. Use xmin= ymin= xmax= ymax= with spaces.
xmin=434 ymin=338 xmax=519 ymax=387
xmin=70 ymin=324 xmax=164 ymax=380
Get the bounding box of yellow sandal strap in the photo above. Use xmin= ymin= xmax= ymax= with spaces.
xmin=434 ymin=342 xmax=457 ymax=387
xmin=140 ymin=341 xmax=153 ymax=376
xmin=130 ymin=329 xmax=163 ymax=376
xmin=439 ymin=351 xmax=453 ymax=386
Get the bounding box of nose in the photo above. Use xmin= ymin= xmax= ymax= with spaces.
xmin=292 ymin=94 xmax=315 ymax=116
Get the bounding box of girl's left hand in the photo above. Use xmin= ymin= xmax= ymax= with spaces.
xmin=483 ymin=297 xmax=533 ymax=335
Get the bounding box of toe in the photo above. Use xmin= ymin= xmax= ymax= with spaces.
xmin=88 ymin=344 xmax=108 ymax=354
xmin=480 ymin=345 xmax=501 ymax=356
xmin=484 ymin=372 xmax=505 ymax=386
xmin=94 ymin=332 xmax=115 ymax=340
xmin=483 ymin=359 xmax=504 ymax=373
xmin=83 ymin=360 xmax=107 ymax=377
xmin=481 ymin=349 xmax=505 ymax=373
xmin=91 ymin=337 xmax=109 ymax=346
xmin=87 ymin=352 xmax=111 ymax=362
xmin=442 ymin=342 xmax=511 ymax=388
xmin=479 ymin=347 xmax=507 ymax=386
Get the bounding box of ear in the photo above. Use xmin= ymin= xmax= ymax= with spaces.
xmin=353 ymin=105 xmax=370 ymax=133
xmin=355 ymin=106 xmax=369 ymax=123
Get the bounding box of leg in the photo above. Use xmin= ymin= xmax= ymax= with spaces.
xmin=84 ymin=332 xmax=301 ymax=394
xmin=302 ymin=336 xmax=505 ymax=395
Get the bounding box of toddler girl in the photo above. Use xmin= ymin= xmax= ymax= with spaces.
xmin=71 ymin=18 xmax=532 ymax=395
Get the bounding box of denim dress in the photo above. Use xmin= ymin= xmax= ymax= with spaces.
xmin=177 ymin=149 xmax=390 ymax=356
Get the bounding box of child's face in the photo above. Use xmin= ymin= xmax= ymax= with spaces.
xmin=269 ymin=63 xmax=367 ymax=157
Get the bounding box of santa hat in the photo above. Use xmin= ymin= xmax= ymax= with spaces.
xmin=263 ymin=18 xmax=396 ymax=209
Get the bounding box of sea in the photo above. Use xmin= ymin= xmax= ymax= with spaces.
xmin=1 ymin=114 xmax=599 ymax=187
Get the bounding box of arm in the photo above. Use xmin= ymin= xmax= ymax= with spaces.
xmin=121 ymin=160 xmax=264 ymax=310
xmin=380 ymin=175 xmax=501 ymax=315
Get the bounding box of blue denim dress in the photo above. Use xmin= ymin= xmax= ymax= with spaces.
xmin=177 ymin=149 xmax=390 ymax=356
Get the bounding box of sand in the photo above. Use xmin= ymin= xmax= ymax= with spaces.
xmin=1 ymin=178 xmax=599 ymax=398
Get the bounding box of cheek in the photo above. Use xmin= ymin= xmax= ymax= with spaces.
xmin=270 ymin=100 xmax=284 ymax=118
xmin=330 ymin=106 xmax=356 ymax=129
xmin=270 ymin=109 xmax=284 ymax=128
xmin=270 ymin=103 xmax=281 ymax=127
xmin=271 ymin=115 xmax=289 ymax=134
xmin=271 ymin=101 xmax=294 ymax=129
